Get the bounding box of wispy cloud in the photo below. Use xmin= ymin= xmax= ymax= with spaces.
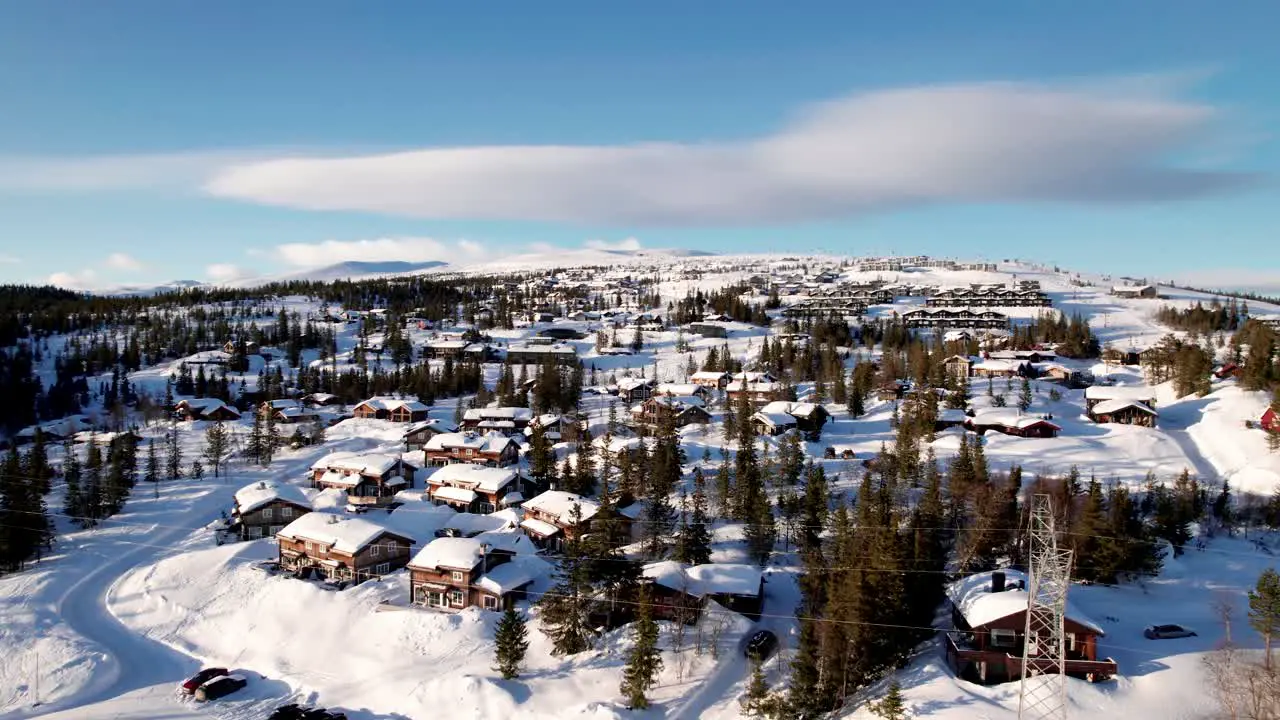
xmin=584 ymin=237 xmax=643 ymax=252
xmin=0 ymin=254 xmax=19 ymax=264
xmin=272 ymin=236 xmax=486 ymax=268
xmin=204 ymin=80 xmax=1252 ymax=225
xmin=0 ymin=78 xmax=1255 ymax=225
xmin=1165 ymin=269 xmax=1280 ymax=296
xmin=105 ymin=252 xmax=145 ymax=272
xmin=206 ymin=263 xmax=251 ymax=283
xmin=46 ymin=269 xmax=97 ymax=291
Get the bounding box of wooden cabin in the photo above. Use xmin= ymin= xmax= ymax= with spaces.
xmin=423 ymin=431 xmax=520 ymax=467
xmin=276 ymin=512 xmax=416 ymax=585
xmin=352 ymin=397 xmax=430 ymax=423
xmin=946 ymin=570 xmax=1117 ymax=685
xmin=310 ymin=452 xmax=416 ymax=506
xmin=231 ymin=481 xmax=313 ymax=541
xmin=407 ymin=534 xmax=547 ymax=611
xmin=427 ymin=464 xmax=522 ymax=514
xmin=1088 ymin=399 xmax=1158 ymax=428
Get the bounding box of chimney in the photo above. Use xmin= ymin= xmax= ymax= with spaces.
xmin=991 ymin=570 xmax=1006 ymax=593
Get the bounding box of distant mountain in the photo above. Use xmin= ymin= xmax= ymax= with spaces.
xmin=278 ymin=260 xmax=450 ymax=283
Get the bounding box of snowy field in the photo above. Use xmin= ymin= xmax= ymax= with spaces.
xmin=3 ymin=255 xmax=1279 ymax=719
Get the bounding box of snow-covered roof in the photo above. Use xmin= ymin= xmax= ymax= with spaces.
xmin=643 ymin=560 xmax=693 ymax=592
xmin=1085 ymin=385 xmax=1157 ymax=402
xmin=408 ymin=532 xmax=534 ymax=571
xmin=234 ymin=481 xmax=313 ymax=514
xmin=432 ymin=486 xmax=479 ymax=504
xmin=969 ymin=412 xmax=1060 ymax=431
xmin=177 ymin=397 xmax=237 ymax=415
xmin=404 ymin=418 xmax=459 ymax=436
xmin=475 ymin=555 xmax=551 ymax=595
xmin=427 ymin=464 xmax=518 ymax=493
xmin=311 ymin=451 xmax=403 ymax=475
xmin=443 ymin=512 xmax=513 ymax=536
xmin=355 ymin=397 xmax=429 ymax=413
xmin=752 ymin=411 xmax=796 ymax=429
xmin=691 ymin=371 xmax=730 ymax=381
xmin=686 ymin=563 xmax=764 ymax=597
xmin=973 ymin=359 xmax=1028 ymax=372
xmin=726 ymin=380 xmax=780 ymax=393
xmin=278 ymin=512 xmax=412 ymax=554
xmin=519 ymin=517 xmax=562 ymax=537
xmin=939 ymin=408 xmax=969 ymax=422
xmin=463 ymin=407 xmax=534 ymax=422
xmin=425 ymin=431 xmax=516 ymax=454
xmin=947 ymin=569 xmax=1103 ymax=634
xmin=592 ymin=435 xmax=644 ymax=454
xmin=656 ymin=383 xmax=701 ymax=397
xmin=1091 ymin=399 xmax=1158 ymax=416
xmin=617 ymin=377 xmax=654 ymax=391
xmin=522 ymin=490 xmax=600 ymax=524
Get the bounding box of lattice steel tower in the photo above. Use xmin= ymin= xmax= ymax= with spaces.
xmin=1018 ymin=494 xmax=1074 ymax=720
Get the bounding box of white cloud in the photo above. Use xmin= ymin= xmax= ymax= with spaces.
xmin=272 ymin=236 xmax=486 ymax=268
xmin=584 ymin=237 xmax=643 ymax=252
xmin=46 ymin=269 xmax=97 ymax=290
xmin=206 ymin=263 xmax=251 ymax=283
xmin=0 ymin=254 xmax=18 ymax=264
xmin=203 ymin=80 xmax=1251 ymax=225
xmin=105 ymin=252 xmax=145 ymax=272
xmin=0 ymin=150 xmax=272 ymax=193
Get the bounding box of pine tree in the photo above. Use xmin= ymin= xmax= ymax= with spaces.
xmin=493 ymin=606 xmax=529 ymax=679
xmin=203 ymin=421 xmax=228 ymax=478
xmin=1249 ymin=568 xmax=1280 ymax=670
xmin=619 ymin=584 xmax=663 ymax=709
xmin=675 ymin=467 xmax=713 ymax=566
xmin=743 ymin=658 xmax=771 ymax=717
xmin=165 ymin=426 xmax=183 ymax=479
xmin=246 ymin=409 xmax=265 ymax=464
xmin=871 ymin=681 xmax=907 ymax=720
xmin=262 ymin=408 xmax=279 ymax=467
xmin=145 ymin=440 xmax=160 ymax=497
xmin=539 ymin=505 xmax=597 ymax=655
xmin=1018 ymin=376 xmax=1033 ymax=412
xmin=62 ymin=440 xmax=83 ymax=520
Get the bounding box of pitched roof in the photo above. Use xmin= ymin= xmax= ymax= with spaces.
xmin=355 ymin=397 xmax=429 ymax=413
xmin=427 ymin=463 xmax=518 ymax=493
xmin=462 ymin=407 xmax=534 ymax=422
xmin=947 ymin=569 xmax=1103 ymax=634
xmin=475 ymin=555 xmax=551 ymax=595
xmin=424 ymin=431 xmax=516 ymax=454
xmin=277 ymin=512 xmax=413 ymax=554
xmin=522 ymin=490 xmax=600 ymax=524
xmin=1091 ymin=399 xmax=1158 ymax=416
xmin=234 ymin=481 xmax=313 ymax=514
xmin=310 ymin=451 xmax=403 ymax=475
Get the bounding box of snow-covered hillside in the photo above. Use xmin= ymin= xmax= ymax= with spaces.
xmin=3 ymin=254 xmax=1279 ymax=720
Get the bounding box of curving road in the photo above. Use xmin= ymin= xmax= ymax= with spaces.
xmin=11 ymin=488 xmax=230 ymax=720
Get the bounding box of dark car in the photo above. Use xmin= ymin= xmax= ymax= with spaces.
xmin=1144 ymin=624 xmax=1196 ymax=640
xmin=744 ymin=629 xmax=778 ymax=661
xmin=179 ymin=667 xmax=228 ymax=695
xmin=269 ymin=705 xmax=308 ymax=720
xmin=194 ymin=673 xmax=247 ymax=701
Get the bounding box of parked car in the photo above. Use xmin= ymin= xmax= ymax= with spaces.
xmin=269 ymin=705 xmax=308 ymax=720
xmin=744 ymin=629 xmax=778 ymax=661
xmin=194 ymin=673 xmax=247 ymax=701
xmin=1144 ymin=624 xmax=1196 ymax=640
xmin=179 ymin=667 xmax=228 ymax=695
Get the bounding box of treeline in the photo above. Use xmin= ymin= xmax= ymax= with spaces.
xmin=668 ymin=284 xmax=769 ymax=326
xmin=1156 ymin=299 xmax=1248 ymax=334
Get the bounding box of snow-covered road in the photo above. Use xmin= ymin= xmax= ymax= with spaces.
xmin=4 ymin=482 xmax=239 ymax=720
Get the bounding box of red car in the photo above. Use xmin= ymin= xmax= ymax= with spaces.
xmin=180 ymin=668 xmax=229 ymax=694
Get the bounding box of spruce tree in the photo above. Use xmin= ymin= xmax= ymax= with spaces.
xmin=743 ymin=658 xmax=771 ymax=717
xmin=203 ymin=421 xmax=228 ymax=478
xmin=1018 ymin=376 xmax=1033 ymax=412
xmin=619 ymin=584 xmax=663 ymax=709
xmin=675 ymin=469 xmax=713 ymax=566
xmin=871 ymin=681 xmax=907 ymax=720
xmin=539 ymin=505 xmax=597 ymax=655
xmin=145 ymin=440 xmax=160 ymax=497
xmin=493 ymin=606 xmax=529 ymax=679
xmin=1249 ymin=568 xmax=1280 ymax=670
xmin=165 ymin=426 xmax=183 ymax=479
xmin=62 ymin=440 xmax=83 ymax=521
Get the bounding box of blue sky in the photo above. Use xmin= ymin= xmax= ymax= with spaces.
xmin=1 ymin=1 xmax=1277 ymax=290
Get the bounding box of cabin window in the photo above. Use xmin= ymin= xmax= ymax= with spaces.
xmin=450 ymin=590 xmax=465 ymax=606
xmin=477 ymin=502 xmax=495 ymax=514
xmin=1068 ymin=633 xmax=1077 ymax=652
xmin=261 ymin=508 xmax=273 ymax=520
xmin=282 ymin=507 xmax=293 ymax=519
xmin=989 ymin=629 xmax=1017 ymax=648
xmin=451 ymin=571 xmax=465 ymax=582
xmin=483 ymin=595 xmax=498 ymax=610
xmin=375 ymin=562 xmax=390 ymax=575
xmin=371 ymin=544 xmax=381 ymax=557
xmin=305 ymin=541 xmax=315 ymax=554
xmin=248 ymin=526 xmax=262 ymax=539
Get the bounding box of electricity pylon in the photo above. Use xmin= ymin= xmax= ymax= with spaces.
xmin=1018 ymin=494 xmax=1073 ymax=720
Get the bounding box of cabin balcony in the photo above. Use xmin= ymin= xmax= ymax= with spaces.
xmin=945 ymin=633 xmax=1117 ymax=684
